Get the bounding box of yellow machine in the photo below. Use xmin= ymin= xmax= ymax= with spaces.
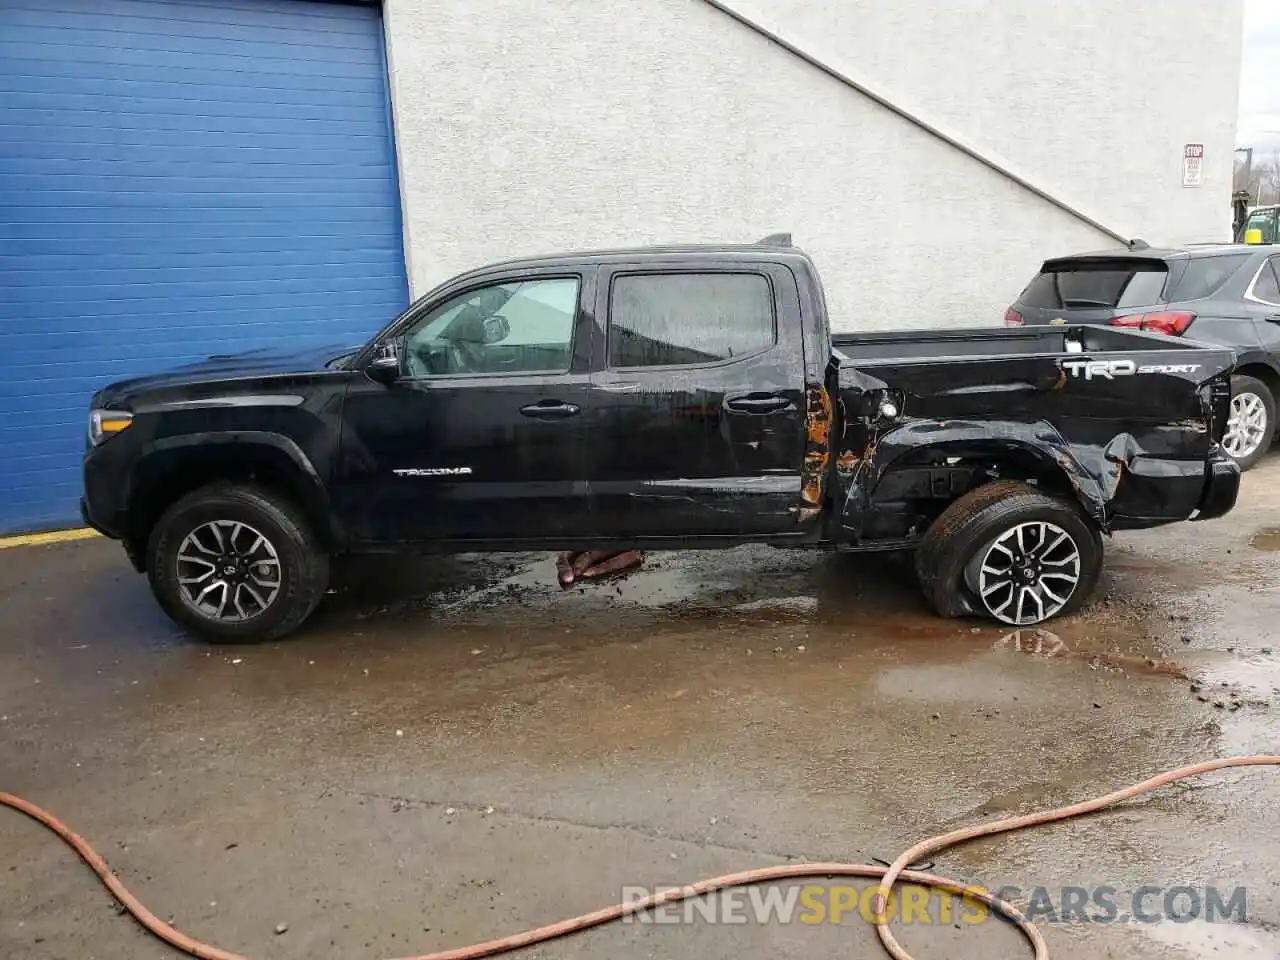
xmin=1236 ymin=203 xmax=1278 ymax=244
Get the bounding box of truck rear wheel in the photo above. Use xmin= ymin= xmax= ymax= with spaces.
xmin=914 ymin=481 xmax=1102 ymax=626
xmin=146 ymin=483 xmax=329 ymax=643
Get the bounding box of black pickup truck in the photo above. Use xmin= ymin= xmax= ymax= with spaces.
xmin=81 ymin=235 xmax=1241 ymax=642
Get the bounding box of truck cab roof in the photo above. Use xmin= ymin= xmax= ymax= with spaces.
xmin=442 ymin=234 xmax=813 ymax=279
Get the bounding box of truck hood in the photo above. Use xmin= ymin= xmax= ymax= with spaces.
xmin=93 ymin=342 xmax=361 ymax=407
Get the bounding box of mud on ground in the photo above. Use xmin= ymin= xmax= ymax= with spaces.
xmin=3 ymin=463 xmax=1280 ymax=959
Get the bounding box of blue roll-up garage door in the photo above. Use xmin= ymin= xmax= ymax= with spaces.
xmin=0 ymin=0 xmax=408 ymax=533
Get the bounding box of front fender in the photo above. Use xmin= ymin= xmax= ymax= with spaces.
xmin=130 ymin=431 xmax=344 ymax=548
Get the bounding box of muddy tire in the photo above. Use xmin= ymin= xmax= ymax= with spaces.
xmin=914 ymin=481 xmax=1102 ymax=626
xmin=1222 ymin=374 xmax=1275 ymax=472
xmin=146 ymin=483 xmax=329 ymax=643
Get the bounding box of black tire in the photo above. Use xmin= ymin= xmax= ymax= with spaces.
xmin=146 ymin=483 xmax=329 ymax=643
xmin=914 ymin=480 xmax=1103 ymax=625
xmin=1223 ymin=374 xmax=1275 ymax=472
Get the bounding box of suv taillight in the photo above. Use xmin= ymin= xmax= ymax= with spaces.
xmin=1004 ymin=307 xmax=1024 ymax=326
xmin=1107 ymin=311 xmax=1195 ymax=336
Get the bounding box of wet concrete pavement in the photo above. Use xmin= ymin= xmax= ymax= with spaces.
xmin=3 ymin=465 xmax=1280 ymax=960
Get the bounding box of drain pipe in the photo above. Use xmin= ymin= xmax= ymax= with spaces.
xmin=698 ymin=0 xmax=1132 ymax=245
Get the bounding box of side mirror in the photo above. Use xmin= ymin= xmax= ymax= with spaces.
xmin=366 ymin=354 xmax=401 ymax=385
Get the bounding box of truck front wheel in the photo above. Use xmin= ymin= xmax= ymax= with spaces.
xmin=915 ymin=481 xmax=1102 ymax=626
xmin=146 ymin=483 xmax=330 ymax=643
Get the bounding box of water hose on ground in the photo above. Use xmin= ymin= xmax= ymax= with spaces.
xmin=3 ymin=755 xmax=1278 ymax=960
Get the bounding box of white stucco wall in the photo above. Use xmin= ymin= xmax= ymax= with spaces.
xmin=382 ymin=0 xmax=1243 ymax=332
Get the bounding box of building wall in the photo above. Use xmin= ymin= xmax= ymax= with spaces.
xmin=382 ymin=0 xmax=1243 ymax=332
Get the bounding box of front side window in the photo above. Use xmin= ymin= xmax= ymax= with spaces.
xmin=608 ymin=272 xmax=775 ymax=368
xmin=402 ymin=277 xmax=580 ymax=377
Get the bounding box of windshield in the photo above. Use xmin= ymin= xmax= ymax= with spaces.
xmin=325 ymin=350 xmax=359 ymax=370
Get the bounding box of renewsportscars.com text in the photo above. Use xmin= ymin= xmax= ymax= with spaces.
xmin=618 ymin=883 xmax=1248 ymax=926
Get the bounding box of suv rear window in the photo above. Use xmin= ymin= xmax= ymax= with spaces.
xmin=1167 ymin=253 xmax=1252 ymax=301
xmin=1017 ymin=263 xmax=1167 ymax=310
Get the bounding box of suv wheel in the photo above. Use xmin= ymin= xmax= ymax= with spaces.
xmin=915 ymin=481 xmax=1103 ymax=626
xmin=147 ymin=484 xmax=329 ymax=643
xmin=1222 ymin=374 xmax=1275 ymax=471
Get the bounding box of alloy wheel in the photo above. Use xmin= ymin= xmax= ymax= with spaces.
xmin=176 ymin=520 xmax=282 ymax=622
xmin=1222 ymin=391 xmax=1268 ymax=460
xmin=973 ymin=521 xmax=1082 ymax=626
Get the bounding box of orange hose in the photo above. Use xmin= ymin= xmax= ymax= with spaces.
xmin=4 ymin=755 xmax=1277 ymax=960
xmin=869 ymin=754 xmax=1280 ymax=960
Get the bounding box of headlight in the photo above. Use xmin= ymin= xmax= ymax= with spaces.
xmin=89 ymin=409 xmax=133 ymax=446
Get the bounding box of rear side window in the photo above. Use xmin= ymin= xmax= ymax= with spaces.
xmin=1017 ymin=264 xmax=1166 ymax=309
xmin=608 ymin=273 xmax=775 ymax=368
xmin=1253 ymin=257 xmax=1280 ymax=304
xmin=1167 ymin=253 xmax=1252 ymax=301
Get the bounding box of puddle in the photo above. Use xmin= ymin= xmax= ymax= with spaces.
xmin=1191 ymin=654 xmax=1280 ymax=699
xmin=996 ymin=628 xmax=1190 ymax=679
xmin=1136 ymin=918 xmax=1280 ymax=958
xmin=1249 ymin=526 xmax=1280 ymax=552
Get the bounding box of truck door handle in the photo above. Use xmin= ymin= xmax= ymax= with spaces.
xmin=520 ymin=400 xmax=580 ymax=419
xmin=726 ymin=394 xmax=792 ymax=414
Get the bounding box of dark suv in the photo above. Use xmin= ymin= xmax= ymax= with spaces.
xmin=1007 ymin=244 xmax=1280 ymax=469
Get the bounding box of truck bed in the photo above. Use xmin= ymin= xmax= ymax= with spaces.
xmin=829 ymin=322 xmax=1238 ymax=541
xmin=831 ymin=324 xmax=1211 ymax=363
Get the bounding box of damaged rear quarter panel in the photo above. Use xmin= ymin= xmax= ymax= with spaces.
xmin=836 ymin=345 xmax=1234 ymax=537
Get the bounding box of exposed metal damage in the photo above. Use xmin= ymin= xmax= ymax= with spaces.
xmin=794 ymin=383 xmax=832 ymax=522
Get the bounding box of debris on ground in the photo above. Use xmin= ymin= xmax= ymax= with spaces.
xmin=555 ymin=550 xmax=644 ymax=588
